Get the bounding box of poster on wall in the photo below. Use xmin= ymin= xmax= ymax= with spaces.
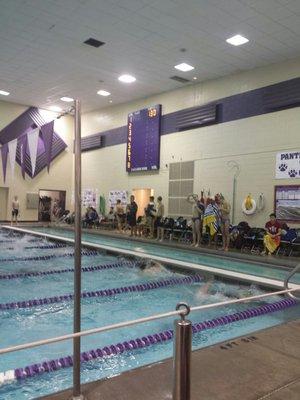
xmin=274 ymin=185 xmax=300 ymax=222
xmin=276 ymin=150 xmax=300 ymax=179
xmin=108 ymin=190 xmax=127 ymax=208
xmin=82 ymin=189 xmax=99 ymax=208
xmin=126 ymin=104 xmax=162 ymax=172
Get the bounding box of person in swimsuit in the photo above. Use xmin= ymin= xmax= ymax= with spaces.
xmin=115 ymin=199 xmax=125 ymax=233
xmin=155 ymin=196 xmax=165 ymax=241
xmin=218 ymin=194 xmax=231 ymax=251
xmin=11 ymin=195 xmax=20 ymax=225
xmin=127 ymin=195 xmax=138 ymax=237
xmin=187 ymin=194 xmax=204 ymax=247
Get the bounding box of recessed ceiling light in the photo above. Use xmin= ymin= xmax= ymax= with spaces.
xmin=49 ymin=106 xmax=62 ymax=112
xmin=118 ymin=74 xmax=136 ymax=83
xmin=226 ymin=34 xmax=249 ymax=46
xmin=97 ymin=90 xmax=111 ymax=96
xmin=193 ymin=77 xmax=198 ymax=80
xmin=174 ymin=63 xmax=194 ymax=72
xmin=0 ymin=90 xmax=10 ymax=96
xmin=109 ymin=100 xmax=113 ymax=103
xmin=60 ymin=96 xmax=74 ymax=102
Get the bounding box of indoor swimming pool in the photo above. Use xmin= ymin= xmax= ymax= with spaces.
xmin=0 ymin=228 xmax=299 ymax=399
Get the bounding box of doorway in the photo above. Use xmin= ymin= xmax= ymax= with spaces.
xmin=38 ymin=189 xmax=66 ymax=222
xmin=132 ymin=188 xmax=154 ymax=217
xmin=0 ymin=187 xmax=9 ymax=221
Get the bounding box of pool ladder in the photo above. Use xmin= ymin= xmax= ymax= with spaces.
xmin=284 ymin=264 xmax=300 ymax=301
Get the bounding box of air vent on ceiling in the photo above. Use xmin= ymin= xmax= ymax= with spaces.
xmin=84 ymin=38 xmax=105 ymax=48
xmin=170 ymin=76 xmax=190 ymax=83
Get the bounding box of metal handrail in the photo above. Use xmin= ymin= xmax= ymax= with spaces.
xmin=0 ymin=286 xmax=299 ymax=356
xmin=284 ymin=264 xmax=300 ymax=300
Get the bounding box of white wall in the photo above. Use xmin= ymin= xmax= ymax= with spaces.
xmin=80 ymin=57 xmax=300 ymax=227
xmin=0 ymin=102 xmax=74 ymax=221
xmin=1 ymin=57 xmax=300 ymax=225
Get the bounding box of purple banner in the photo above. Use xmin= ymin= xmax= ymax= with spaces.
xmin=40 ymin=121 xmax=54 ymax=172
xmin=1 ymin=143 xmax=8 ymax=182
xmin=126 ymin=104 xmax=161 ymax=172
xmin=18 ymin=134 xmax=28 ymax=179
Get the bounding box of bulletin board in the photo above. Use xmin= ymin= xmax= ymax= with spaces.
xmin=274 ymin=185 xmax=300 ymax=222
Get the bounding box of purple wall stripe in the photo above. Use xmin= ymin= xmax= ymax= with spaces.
xmin=81 ymin=77 xmax=300 ymax=152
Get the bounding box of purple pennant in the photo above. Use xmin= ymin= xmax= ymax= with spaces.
xmin=40 ymin=121 xmax=54 ymax=172
xmin=0 ymin=143 xmax=8 ymax=182
xmin=18 ymin=134 xmax=28 ymax=179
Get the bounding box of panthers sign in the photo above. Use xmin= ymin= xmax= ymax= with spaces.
xmin=276 ymin=151 xmax=300 ymax=179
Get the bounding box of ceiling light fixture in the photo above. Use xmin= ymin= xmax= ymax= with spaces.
xmin=118 ymin=74 xmax=136 ymax=83
xmin=193 ymin=77 xmax=198 ymax=80
xmin=226 ymin=34 xmax=249 ymax=46
xmin=60 ymin=96 xmax=74 ymax=102
xmin=49 ymin=106 xmax=62 ymax=112
xmin=174 ymin=63 xmax=194 ymax=72
xmin=97 ymin=90 xmax=111 ymax=96
xmin=0 ymin=90 xmax=10 ymax=96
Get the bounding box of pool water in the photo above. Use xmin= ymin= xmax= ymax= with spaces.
xmin=0 ymin=229 xmax=299 ymax=400
xmin=29 ymin=226 xmax=300 ymax=284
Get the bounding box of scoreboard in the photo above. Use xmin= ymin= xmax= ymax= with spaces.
xmin=126 ymin=104 xmax=162 ymax=172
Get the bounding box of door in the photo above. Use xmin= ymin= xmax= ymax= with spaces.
xmin=0 ymin=187 xmax=8 ymax=221
xmin=132 ymin=188 xmax=154 ymax=217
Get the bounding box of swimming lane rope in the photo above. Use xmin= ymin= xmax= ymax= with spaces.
xmin=2 ymin=243 xmax=67 ymax=251
xmin=0 ymin=260 xmax=136 ymax=280
xmin=0 ymin=297 xmax=296 ymax=384
xmin=0 ymin=275 xmax=202 ymax=310
xmin=0 ymin=250 xmax=99 ymax=263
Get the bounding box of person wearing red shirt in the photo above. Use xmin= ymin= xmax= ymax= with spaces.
xmin=262 ymin=213 xmax=281 ymax=255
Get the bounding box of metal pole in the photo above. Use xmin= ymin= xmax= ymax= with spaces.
xmin=73 ymin=100 xmax=84 ymax=400
xmin=173 ymin=303 xmax=192 ymax=400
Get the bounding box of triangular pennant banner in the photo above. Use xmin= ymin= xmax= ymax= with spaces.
xmin=40 ymin=121 xmax=54 ymax=172
xmin=18 ymin=134 xmax=28 ymax=179
xmin=8 ymin=139 xmax=18 ymax=180
xmin=27 ymin=128 xmax=39 ymax=177
xmin=1 ymin=143 xmax=9 ymax=183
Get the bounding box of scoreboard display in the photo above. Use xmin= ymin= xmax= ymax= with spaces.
xmin=126 ymin=104 xmax=162 ymax=172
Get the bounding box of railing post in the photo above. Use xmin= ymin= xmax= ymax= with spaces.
xmin=73 ymin=99 xmax=84 ymax=400
xmin=173 ymin=303 xmax=192 ymax=400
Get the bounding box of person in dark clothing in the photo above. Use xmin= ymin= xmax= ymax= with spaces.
xmin=127 ymin=195 xmax=138 ymax=237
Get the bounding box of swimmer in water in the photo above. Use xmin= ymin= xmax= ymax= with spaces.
xmin=199 ymin=274 xmax=254 ymax=300
xmin=137 ymin=259 xmax=164 ymax=273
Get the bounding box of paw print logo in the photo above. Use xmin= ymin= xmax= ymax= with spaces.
xmin=288 ymin=169 xmax=298 ymax=178
xmin=278 ymin=163 xmax=288 ymax=172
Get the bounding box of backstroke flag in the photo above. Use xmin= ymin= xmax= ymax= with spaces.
xmin=40 ymin=121 xmax=54 ymax=172
xmin=0 ymin=143 xmax=8 ymax=182
xmin=8 ymin=139 xmax=17 ymax=179
xmin=27 ymin=128 xmax=39 ymax=177
xmin=18 ymin=134 xmax=28 ymax=179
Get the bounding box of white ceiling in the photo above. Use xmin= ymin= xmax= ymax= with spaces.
xmin=0 ymin=0 xmax=300 ymax=112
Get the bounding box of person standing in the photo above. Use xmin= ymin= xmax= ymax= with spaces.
xmin=127 ymin=195 xmax=138 ymax=237
xmin=11 ymin=195 xmax=20 ymax=225
xmin=115 ymin=199 xmax=125 ymax=233
xmin=145 ymin=196 xmax=156 ymax=238
xmin=219 ymin=194 xmax=231 ymax=251
xmin=187 ymin=194 xmax=204 ymax=247
xmin=155 ymin=196 xmax=165 ymax=241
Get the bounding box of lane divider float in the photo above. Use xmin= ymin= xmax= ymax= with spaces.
xmin=0 ymin=298 xmax=296 ymax=384
xmin=0 ymin=250 xmax=99 ymax=263
xmin=0 ymin=261 xmax=136 ymax=280
xmin=0 ymin=275 xmax=202 ymax=311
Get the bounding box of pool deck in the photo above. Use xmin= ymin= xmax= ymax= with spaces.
xmin=40 ymin=319 xmax=300 ymax=400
